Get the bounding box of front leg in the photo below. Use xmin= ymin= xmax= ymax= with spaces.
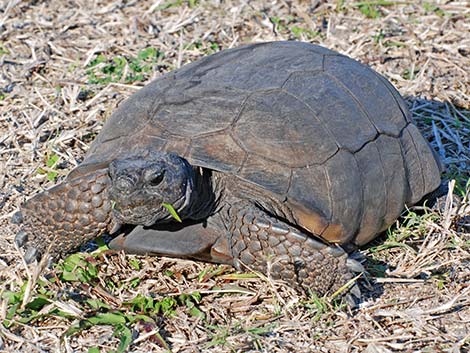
xmin=12 ymin=169 xmax=115 ymax=263
xmin=227 ymin=204 xmax=360 ymax=297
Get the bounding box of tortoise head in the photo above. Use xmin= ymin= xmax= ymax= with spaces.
xmin=108 ymin=151 xmax=195 ymax=226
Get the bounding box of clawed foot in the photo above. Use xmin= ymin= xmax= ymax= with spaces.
xmin=12 ymin=210 xmax=55 ymax=264
xmin=12 ymin=212 xmax=32 ymax=259
xmin=13 ymin=227 xmax=38 ymax=264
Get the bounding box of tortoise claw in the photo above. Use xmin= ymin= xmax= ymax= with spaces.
xmin=108 ymin=220 xmax=122 ymax=234
xmin=346 ymin=258 xmax=365 ymax=273
xmin=350 ymin=282 xmax=362 ymax=297
xmin=24 ymin=247 xmax=39 ymax=264
xmin=345 ymin=284 xmax=362 ymax=308
xmin=14 ymin=231 xmax=28 ymax=247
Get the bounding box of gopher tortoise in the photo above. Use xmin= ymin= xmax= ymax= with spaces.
xmin=13 ymin=41 xmax=442 ymax=296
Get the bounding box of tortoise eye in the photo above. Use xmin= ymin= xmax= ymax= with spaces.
xmin=148 ymin=171 xmax=165 ymax=186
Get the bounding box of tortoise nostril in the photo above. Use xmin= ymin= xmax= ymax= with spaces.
xmin=115 ymin=176 xmax=134 ymax=192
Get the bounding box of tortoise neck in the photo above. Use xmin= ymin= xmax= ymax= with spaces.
xmin=182 ymin=167 xmax=222 ymax=221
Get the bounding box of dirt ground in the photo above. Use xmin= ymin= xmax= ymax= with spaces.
xmin=0 ymin=0 xmax=469 ymax=352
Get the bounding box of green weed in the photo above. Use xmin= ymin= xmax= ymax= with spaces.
xmin=37 ymin=151 xmax=60 ymax=181
xmin=206 ymin=324 xmax=231 ymax=347
xmin=0 ymin=44 xmax=9 ymax=55
xmin=423 ymin=2 xmax=446 ymax=16
xmin=126 ymin=291 xmax=204 ymax=318
xmin=86 ymin=48 xmax=164 ymax=85
xmin=290 ymin=26 xmax=319 ymax=40
xmin=373 ymin=30 xmax=385 ymax=44
xmin=369 ymin=209 xmax=439 ymax=254
xmin=402 ymin=67 xmax=419 ymax=80
xmin=384 ymin=40 xmax=407 ymax=48
xmin=303 ymin=292 xmax=331 ymax=321
xmin=358 ymin=3 xmax=382 ymax=18
xmin=184 ymin=40 xmax=221 ymax=55
xmin=351 ymin=1 xmax=404 ymax=19
xmin=151 ymin=0 xmax=198 ymax=11
xmin=57 ymin=253 xmax=99 ymax=283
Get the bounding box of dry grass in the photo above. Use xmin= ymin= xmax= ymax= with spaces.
xmin=0 ymin=0 xmax=469 ymax=352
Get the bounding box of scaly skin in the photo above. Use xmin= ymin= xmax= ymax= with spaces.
xmin=227 ymin=204 xmax=353 ymax=296
xmin=15 ymin=169 xmax=114 ymax=261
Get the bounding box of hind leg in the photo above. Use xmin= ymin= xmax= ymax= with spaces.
xmin=226 ymin=203 xmax=362 ymax=297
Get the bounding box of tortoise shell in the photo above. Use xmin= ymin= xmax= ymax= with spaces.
xmin=79 ymin=41 xmax=441 ymax=246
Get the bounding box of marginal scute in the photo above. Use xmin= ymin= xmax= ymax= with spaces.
xmin=354 ymin=141 xmax=388 ymax=245
xmin=403 ymin=124 xmax=441 ymax=196
xmin=375 ymin=135 xmax=408 ymax=231
xmin=375 ymin=73 xmax=413 ymax=123
xmin=400 ymin=126 xmax=426 ymax=205
xmin=321 ymin=222 xmax=345 ymax=244
xmin=288 ymin=164 xmax=331 ymax=223
xmin=323 ymin=150 xmax=362 ymax=243
xmin=290 ymin=201 xmax=329 ymax=238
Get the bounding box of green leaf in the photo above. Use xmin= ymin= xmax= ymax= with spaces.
xmin=88 ymin=54 xmax=106 ymax=67
xmin=161 ymin=202 xmax=182 ymax=222
xmin=154 ymin=297 xmax=177 ymax=316
xmin=58 ymin=253 xmax=99 ymax=283
xmin=137 ymin=47 xmax=158 ymax=61
xmin=93 ymin=236 xmax=109 ymax=253
xmin=164 ymin=270 xmax=174 ymax=277
xmin=88 ymin=312 xmax=126 ymax=325
xmin=25 ymin=296 xmax=50 ymax=311
xmin=126 ymin=314 xmax=154 ymax=323
xmin=65 ymin=319 xmax=94 ymax=336
xmin=2 ymin=291 xmax=22 ymax=305
xmin=358 ymin=4 xmax=381 ymax=18
xmin=46 ymin=171 xmax=58 ymax=181
xmin=189 ymin=306 xmax=205 ymax=319
xmin=86 ymin=299 xmax=111 ymax=310
xmin=48 ymin=308 xmax=77 ymax=319
xmin=88 ymin=347 xmax=100 ymax=353
xmin=114 ymin=324 xmax=133 ymax=353
xmin=46 ymin=153 xmax=59 ymax=168
xmin=128 ymin=258 xmax=140 ymax=270
xmin=154 ymin=0 xmax=183 ymax=11
xmin=129 ymin=277 xmax=141 ymax=288
xmin=5 ymin=302 xmax=20 ymax=321
xmin=0 ymin=45 xmax=9 ymax=55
